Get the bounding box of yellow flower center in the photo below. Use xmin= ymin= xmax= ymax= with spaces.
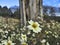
xmin=23 ymin=36 xmax=25 ymax=38
xmin=45 ymin=31 xmax=49 ymax=34
xmin=7 ymin=42 xmax=11 ymax=45
xmin=32 ymin=23 xmax=37 ymax=28
xmin=22 ymin=43 xmax=27 ymax=45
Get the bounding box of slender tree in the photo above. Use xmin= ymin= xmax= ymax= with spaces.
xmin=49 ymin=7 xmax=55 ymax=16
xmin=29 ymin=0 xmax=33 ymax=20
xmin=19 ymin=0 xmax=23 ymax=28
xmin=19 ymin=0 xmax=26 ymax=28
xmin=39 ymin=0 xmax=43 ymax=20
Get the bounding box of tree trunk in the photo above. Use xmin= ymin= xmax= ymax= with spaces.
xmin=40 ymin=0 xmax=43 ymax=20
xmin=19 ymin=0 xmax=23 ymax=28
xmin=33 ymin=0 xmax=36 ymax=20
xmin=29 ymin=0 xmax=33 ymax=20
xmin=22 ymin=0 xmax=26 ymax=28
xmin=19 ymin=0 xmax=43 ymax=27
xmin=19 ymin=0 xmax=26 ymax=28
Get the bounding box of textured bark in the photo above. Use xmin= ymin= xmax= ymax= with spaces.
xmin=40 ymin=0 xmax=43 ymax=20
xmin=25 ymin=0 xmax=30 ymax=20
xmin=29 ymin=0 xmax=33 ymax=20
xmin=19 ymin=0 xmax=26 ymax=28
xmin=22 ymin=0 xmax=26 ymax=27
xmin=19 ymin=0 xmax=43 ymax=26
xmin=33 ymin=0 xmax=36 ymax=20
xmin=19 ymin=0 xmax=23 ymax=27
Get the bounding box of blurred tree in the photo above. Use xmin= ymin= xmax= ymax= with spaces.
xmin=39 ymin=0 xmax=43 ymax=20
xmin=49 ymin=7 xmax=55 ymax=16
xmin=8 ymin=8 xmax=13 ymax=16
xmin=0 ymin=6 xmax=2 ymax=8
xmin=1 ymin=6 xmax=9 ymax=17
xmin=43 ymin=6 xmax=48 ymax=15
xmin=14 ymin=9 xmax=19 ymax=18
xmin=59 ymin=8 xmax=60 ymax=12
xmin=0 ymin=6 xmax=2 ymax=16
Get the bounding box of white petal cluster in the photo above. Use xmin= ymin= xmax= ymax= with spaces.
xmin=21 ymin=34 xmax=27 ymax=42
xmin=2 ymin=40 xmax=15 ymax=45
xmin=27 ymin=20 xmax=42 ymax=33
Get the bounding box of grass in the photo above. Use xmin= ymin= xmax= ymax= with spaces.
xmin=0 ymin=16 xmax=20 ymax=30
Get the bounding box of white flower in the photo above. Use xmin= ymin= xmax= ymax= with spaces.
xmin=41 ymin=39 xmax=46 ymax=43
xmin=21 ymin=42 xmax=28 ymax=45
xmin=4 ymin=30 xmax=8 ymax=34
xmin=0 ymin=29 xmax=3 ymax=32
xmin=3 ymin=24 xmax=8 ymax=28
xmin=27 ymin=20 xmax=42 ymax=33
xmin=55 ymin=35 xmax=58 ymax=38
xmin=21 ymin=34 xmax=27 ymax=42
xmin=0 ymin=43 xmax=2 ymax=45
xmin=27 ymin=31 xmax=31 ymax=35
xmin=57 ymin=42 xmax=59 ymax=45
xmin=46 ymin=42 xmax=50 ymax=45
xmin=32 ymin=33 xmax=35 ymax=37
xmin=3 ymin=35 xmax=7 ymax=38
xmin=2 ymin=40 xmax=15 ymax=45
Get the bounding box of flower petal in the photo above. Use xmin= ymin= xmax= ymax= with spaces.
xmin=28 ymin=20 xmax=34 ymax=25
xmin=27 ymin=25 xmax=33 ymax=30
xmin=32 ymin=29 xmax=38 ymax=33
xmin=35 ymin=22 xmax=40 ymax=26
xmin=36 ymin=27 xmax=42 ymax=32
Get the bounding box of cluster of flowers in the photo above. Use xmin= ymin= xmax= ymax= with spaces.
xmin=0 ymin=17 xmax=20 ymax=45
xmin=20 ymin=20 xmax=42 ymax=45
xmin=0 ymin=16 xmax=60 ymax=45
xmin=0 ymin=19 xmax=42 ymax=45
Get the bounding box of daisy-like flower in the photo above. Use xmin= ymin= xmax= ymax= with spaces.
xmin=0 ymin=29 xmax=3 ymax=32
xmin=21 ymin=42 xmax=28 ymax=45
xmin=45 ymin=31 xmax=49 ymax=34
xmin=46 ymin=42 xmax=50 ymax=45
xmin=21 ymin=34 xmax=27 ymax=42
xmin=27 ymin=20 xmax=42 ymax=33
xmin=2 ymin=40 xmax=15 ymax=45
xmin=41 ymin=39 xmax=46 ymax=43
xmin=41 ymin=39 xmax=46 ymax=45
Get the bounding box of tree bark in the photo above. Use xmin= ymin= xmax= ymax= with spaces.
xmin=19 ymin=0 xmax=23 ymax=28
xmin=40 ymin=0 xmax=43 ymax=21
xmin=33 ymin=0 xmax=36 ymax=20
xmin=19 ymin=0 xmax=26 ymax=28
xmin=22 ymin=0 xmax=26 ymax=28
xmin=29 ymin=0 xmax=33 ymax=20
xmin=19 ymin=0 xmax=43 ymax=27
